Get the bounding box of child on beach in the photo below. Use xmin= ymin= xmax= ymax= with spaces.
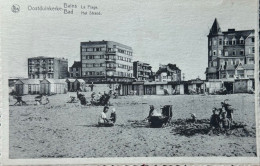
xmin=210 ymin=108 xmax=221 ymax=129
xmin=110 ymin=108 xmax=116 ymax=123
xmin=220 ymin=112 xmax=231 ymax=131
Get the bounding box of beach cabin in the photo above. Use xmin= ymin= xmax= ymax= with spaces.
xmin=132 ymin=81 xmax=144 ymax=95
xmin=66 ymin=79 xmax=76 ymax=92
xmin=15 ymin=79 xmax=41 ymax=95
xmin=73 ymin=79 xmax=86 ymax=91
xmin=144 ymin=82 xmax=156 ymax=95
xmin=233 ymin=78 xmax=254 ymax=93
xmin=40 ymin=79 xmax=67 ymax=95
xmin=204 ymin=80 xmax=223 ymax=94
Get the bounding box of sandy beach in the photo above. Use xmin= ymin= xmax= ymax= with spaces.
xmin=9 ymin=93 xmax=256 ymax=158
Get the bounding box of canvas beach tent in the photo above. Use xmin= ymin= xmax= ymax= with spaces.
xmin=14 ymin=79 xmax=41 ymax=95
xmin=40 ymin=79 xmax=67 ymax=95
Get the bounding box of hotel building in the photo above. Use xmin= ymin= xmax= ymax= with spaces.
xmin=80 ymin=41 xmax=134 ymax=83
xmin=28 ymin=56 xmax=68 ymax=79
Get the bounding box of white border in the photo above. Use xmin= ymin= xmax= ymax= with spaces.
xmin=1 ymin=0 xmax=260 ymax=165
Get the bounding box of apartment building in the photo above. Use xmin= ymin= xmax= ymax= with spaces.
xmin=133 ymin=61 xmax=153 ymax=81
xmin=80 ymin=41 xmax=134 ymax=83
xmin=155 ymin=63 xmax=181 ymax=82
xmin=28 ymin=56 xmax=68 ymax=79
xmin=69 ymin=61 xmax=81 ymax=78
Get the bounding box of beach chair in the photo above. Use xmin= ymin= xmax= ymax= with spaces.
xmin=14 ymin=96 xmax=27 ymax=106
xmin=149 ymin=105 xmax=173 ymax=128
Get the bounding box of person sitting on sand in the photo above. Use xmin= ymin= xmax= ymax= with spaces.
xmin=220 ymin=112 xmax=231 ymax=131
xmin=210 ymin=108 xmax=221 ymax=129
xmin=98 ymin=106 xmax=114 ymax=127
xmin=145 ymin=105 xmax=155 ymax=122
xmin=110 ymin=108 xmax=116 ymax=123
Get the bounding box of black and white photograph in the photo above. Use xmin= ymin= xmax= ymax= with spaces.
xmin=1 ymin=0 xmax=259 ymax=165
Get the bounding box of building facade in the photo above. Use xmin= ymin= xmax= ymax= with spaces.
xmin=80 ymin=41 xmax=134 ymax=83
xmin=69 ymin=61 xmax=81 ymax=78
xmin=28 ymin=56 xmax=68 ymax=79
xmin=205 ymin=18 xmax=255 ymax=80
xmin=133 ymin=61 xmax=153 ymax=81
xmin=155 ymin=64 xmax=181 ymax=82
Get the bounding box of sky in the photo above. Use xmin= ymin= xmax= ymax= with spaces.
xmin=1 ymin=0 xmax=257 ymax=80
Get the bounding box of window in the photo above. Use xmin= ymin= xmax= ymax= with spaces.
xmin=100 ymin=55 xmax=104 ymax=59
xmin=209 ymin=40 xmax=212 ymax=46
xmin=94 ymin=63 xmax=100 ymax=67
xmin=95 ymin=48 xmax=101 ymax=51
xmin=87 ymin=48 xmax=93 ymax=52
xmin=252 ymin=37 xmax=255 ymax=42
xmin=252 ymin=47 xmax=255 ymax=53
xmin=232 ymin=38 xmax=236 ymax=45
xmin=82 ymin=48 xmax=86 ymax=52
xmin=239 ymin=37 xmax=244 ymax=44
xmin=240 ymin=50 xmax=244 ymax=55
xmin=213 ymin=61 xmax=217 ymax=67
xmin=224 ymin=51 xmax=228 ymax=56
xmin=232 ymin=51 xmax=236 ymax=56
xmin=224 ymin=38 xmax=228 ymax=45
xmin=213 ymin=40 xmax=217 ymax=45
xmin=219 ymin=39 xmax=222 ymax=45
xmin=213 ymin=50 xmax=216 ymax=56
xmin=218 ymin=50 xmax=222 ymax=55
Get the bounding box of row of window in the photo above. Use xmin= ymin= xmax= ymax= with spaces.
xmin=82 ymin=63 xmax=133 ymax=70
xmin=82 ymin=47 xmax=133 ymax=56
xmin=117 ymin=48 xmax=133 ymax=56
xmin=210 ymin=47 xmax=254 ymax=56
xmin=29 ymin=74 xmax=54 ymax=79
xmin=209 ymin=37 xmax=254 ymax=46
xmin=83 ymin=71 xmax=133 ymax=77
xmin=69 ymin=68 xmax=80 ymax=72
xmin=29 ymin=59 xmax=54 ymax=63
xmin=82 ymin=55 xmax=132 ymax=62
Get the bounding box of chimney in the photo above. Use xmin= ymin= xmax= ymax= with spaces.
xmin=228 ymin=29 xmax=235 ymax=32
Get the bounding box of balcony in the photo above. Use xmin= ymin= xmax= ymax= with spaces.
xmin=106 ymin=67 xmax=116 ymax=71
xmin=106 ymin=51 xmax=116 ymax=54
xmin=105 ymin=58 xmax=116 ymax=63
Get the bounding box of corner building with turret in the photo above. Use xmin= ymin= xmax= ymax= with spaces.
xmin=205 ymin=19 xmax=255 ymax=81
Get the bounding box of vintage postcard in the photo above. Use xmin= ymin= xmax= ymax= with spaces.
xmin=1 ymin=0 xmax=259 ymax=165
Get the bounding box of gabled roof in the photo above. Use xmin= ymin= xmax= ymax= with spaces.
xmin=209 ymin=18 xmax=222 ymax=35
xmin=15 ymin=79 xmax=41 ymax=85
xmin=71 ymin=61 xmax=81 ymax=68
xmin=223 ymin=30 xmax=254 ymax=40
xmin=41 ymin=79 xmax=66 ymax=84
xmin=75 ymin=79 xmax=85 ymax=83
xmin=66 ymin=79 xmax=76 ymax=82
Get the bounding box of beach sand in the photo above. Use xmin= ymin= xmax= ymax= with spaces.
xmin=9 ymin=93 xmax=256 ymax=158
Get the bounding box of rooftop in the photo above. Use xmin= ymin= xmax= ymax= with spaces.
xmin=28 ymin=56 xmax=68 ymax=61
xmin=80 ymin=40 xmax=133 ymax=50
xmin=71 ymin=61 xmax=81 ymax=68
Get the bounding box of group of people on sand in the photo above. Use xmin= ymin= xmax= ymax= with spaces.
xmin=12 ymin=94 xmax=49 ymax=106
xmin=98 ymin=106 xmax=117 ymax=127
xmin=210 ymin=99 xmax=234 ymax=131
